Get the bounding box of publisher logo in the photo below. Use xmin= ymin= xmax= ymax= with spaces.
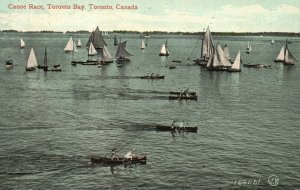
xmin=268 ymin=175 xmax=279 ymax=187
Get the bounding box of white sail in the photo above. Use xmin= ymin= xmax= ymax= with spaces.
xmin=88 ymin=42 xmax=97 ymax=55
xmin=141 ymin=40 xmax=145 ymax=49
xmin=201 ymin=26 xmax=214 ymax=60
xmin=64 ymin=37 xmax=74 ymax=52
xmin=77 ymin=39 xmax=82 ymax=47
xmin=271 ymin=39 xmax=275 ymax=44
xmin=160 ymin=44 xmax=168 ymax=55
xmin=20 ymin=38 xmax=26 ymax=48
xmin=207 ymin=43 xmax=231 ymax=68
xmin=27 ymin=48 xmax=38 ymax=68
xmin=231 ymin=50 xmax=241 ymax=70
xmin=102 ymin=46 xmax=112 ymax=61
xmin=275 ymin=47 xmax=285 ymax=62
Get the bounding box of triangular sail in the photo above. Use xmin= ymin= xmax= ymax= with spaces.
xmin=86 ymin=26 xmax=107 ymax=49
xmin=141 ymin=40 xmax=145 ymax=49
xmin=201 ymin=26 xmax=214 ymax=60
xmin=27 ymin=48 xmax=38 ymax=68
xmin=20 ymin=38 xmax=25 ymax=48
xmin=101 ymin=46 xmax=113 ymax=61
xmin=43 ymin=46 xmax=47 ymax=67
xmin=275 ymin=47 xmax=285 ymax=62
xmin=77 ymin=39 xmax=82 ymax=47
xmin=231 ymin=50 xmax=241 ymax=70
xmin=207 ymin=43 xmax=231 ymax=68
xmin=115 ymin=41 xmax=132 ymax=58
xmin=160 ymin=44 xmax=167 ymax=54
xmin=284 ymin=44 xmax=297 ymax=64
xmin=88 ymin=43 xmax=97 ymax=55
xmin=64 ymin=37 xmax=74 ymax=52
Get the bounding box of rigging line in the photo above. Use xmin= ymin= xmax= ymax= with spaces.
xmin=187 ymin=36 xmax=201 ymax=60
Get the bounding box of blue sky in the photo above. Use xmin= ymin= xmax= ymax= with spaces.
xmin=0 ymin=0 xmax=299 ymax=32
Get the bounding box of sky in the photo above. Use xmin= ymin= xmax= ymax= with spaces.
xmin=0 ymin=0 xmax=299 ymax=32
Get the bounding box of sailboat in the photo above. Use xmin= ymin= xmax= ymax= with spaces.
xmin=159 ymin=43 xmax=169 ymax=56
xmin=228 ymin=50 xmax=241 ymax=72
xmin=115 ymin=41 xmax=132 ymax=62
xmin=223 ymin=44 xmax=231 ymax=62
xmin=271 ymin=39 xmax=275 ymax=44
xmin=20 ymin=38 xmax=26 ymax=49
xmin=194 ymin=26 xmax=214 ymax=66
xmin=26 ymin=48 xmax=38 ymax=71
xmin=99 ymin=46 xmax=113 ymax=64
xmin=246 ymin=41 xmax=251 ymax=54
xmin=85 ymin=42 xmax=98 ymax=64
xmin=88 ymin=42 xmax=97 ymax=56
xmin=274 ymin=47 xmax=285 ymax=62
xmin=114 ymin=35 xmax=118 ymax=46
xmin=86 ymin=26 xmax=107 ymax=50
xmin=64 ymin=37 xmax=76 ymax=52
xmin=43 ymin=46 xmax=61 ymax=72
xmin=206 ymin=43 xmax=232 ymax=71
xmin=283 ymin=41 xmax=297 ymax=65
xmin=77 ymin=39 xmax=82 ymax=47
xmin=141 ymin=39 xmax=145 ymax=49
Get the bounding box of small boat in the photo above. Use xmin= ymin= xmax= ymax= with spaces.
xmin=194 ymin=26 xmax=214 ymax=66
xmin=64 ymin=37 xmax=77 ymax=53
xmin=5 ymin=59 xmax=13 ymax=69
xmin=246 ymin=41 xmax=251 ymax=54
xmin=156 ymin=125 xmax=198 ymax=133
xmin=20 ymin=38 xmax=26 ymax=49
xmin=141 ymin=74 xmax=164 ymax=79
xmin=115 ymin=41 xmax=132 ymax=62
xmin=141 ymin=39 xmax=145 ymax=49
xmin=91 ymin=155 xmax=147 ymax=165
xmin=271 ymin=39 xmax=275 ymax=44
xmin=26 ymin=48 xmax=38 ymax=71
xmin=169 ymin=65 xmax=176 ymax=69
xmin=71 ymin=60 xmax=86 ymax=66
xmin=77 ymin=39 xmax=82 ymax=47
xmin=228 ymin=50 xmax=241 ymax=72
xmin=243 ymin=64 xmax=271 ymax=68
xmin=159 ymin=43 xmax=169 ymax=56
xmin=283 ymin=41 xmax=297 ymax=65
xmin=274 ymin=46 xmax=285 ymax=62
xmin=172 ymin=60 xmax=181 ymax=63
xmin=169 ymin=90 xmax=197 ymax=101
xmin=43 ymin=46 xmax=62 ymax=72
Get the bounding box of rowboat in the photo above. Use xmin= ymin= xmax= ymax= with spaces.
xmin=141 ymin=75 xmax=164 ymax=79
xmin=156 ymin=125 xmax=198 ymax=133
xmin=91 ymin=155 xmax=147 ymax=165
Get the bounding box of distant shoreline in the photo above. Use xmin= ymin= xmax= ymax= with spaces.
xmin=1 ymin=30 xmax=299 ymax=37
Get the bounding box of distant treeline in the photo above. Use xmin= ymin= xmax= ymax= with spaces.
xmin=1 ymin=30 xmax=299 ymax=37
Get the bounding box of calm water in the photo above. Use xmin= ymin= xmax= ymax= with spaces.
xmin=0 ymin=33 xmax=299 ymax=189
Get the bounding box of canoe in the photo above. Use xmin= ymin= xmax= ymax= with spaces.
xmin=169 ymin=95 xmax=197 ymax=101
xmin=170 ymin=91 xmax=196 ymax=95
xmin=91 ymin=155 xmax=147 ymax=165
xmin=156 ymin=125 xmax=198 ymax=133
xmin=141 ymin=76 xmax=164 ymax=79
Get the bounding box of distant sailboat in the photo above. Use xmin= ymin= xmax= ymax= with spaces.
xmin=77 ymin=39 xmax=82 ymax=47
xmin=64 ymin=37 xmax=76 ymax=52
xmin=114 ymin=35 xmax=118 ymax=46
xmin=274 ymin=46 xmax=285 ymax=62
xmin=43 ymin=46 xmax=61 ymax=72
xmin=141 ymin=39 xmax=145 ymax=49
xmin=223 ymin=44 xmax=231 ymax=62
xmin=88 ymin=42 xmax=97 ymax=56
xmin=228 ymin=50 xmax=241 ymax=72
xmin=271 ymin=39 xmax=275 ymax=44
xmin=246 ymin=41 xmax=251 ymax=54
xmin=283 ymin=41 xmax=297 ymax=65
xmin=206 ymin=43 xmax=232 ymax=71
xmin=159 ymin=43 xmax=169 ymax=56
xmin=26 ymin=48 xmax=38 ymax=71
xmin=115 ymin=41 xmax=132 ymax=62
xmin=194 ymin=26 xmax=214 ymax=66
xmin=20 ymin=38 xmax=25 ymax=49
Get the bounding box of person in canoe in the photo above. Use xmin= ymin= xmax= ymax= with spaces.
xmin=125 ymin=149 xmax=135 ymax=160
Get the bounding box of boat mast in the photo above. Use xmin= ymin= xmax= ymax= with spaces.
xmin=200 ymin=29 xmax=205 ymax=59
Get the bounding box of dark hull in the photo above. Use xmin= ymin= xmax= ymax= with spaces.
xmin=159 ymin=53 xmax=169 ymax=56
xmin=274 ymin=60 xmax=283 ymax=63
xmin=169 ymin=95 xmax=197 ymax=101
xmin=227 ymin=69 xmax=241 ymax=72
xmin=283 ymin=62 xmax=295 ymax=65
xmin=169 ymin=66 xmax=176 ymax=69
xmin=156 ymin=125 xmax=198 ymax=133
xmin=71 ymin=60 xmax=86 ymax=66
xmin=194 ymin=59 xmax=208 ymax=66
xmin=116 ymin=58 xmax=130 ymax=62
xmin=91 ymin=155 xmax=147 ymax=165
xmin=169 ymin=91 xmax=196 ymax=95
xmin=141 ymin=76 xmax=164 ymax=79
xmin=44 ymin=69 xmax=62 ymax=72
xmin=206 ymin=67 xmax=229 ymax=71
xmin=26 ymin=67 xmax=36 ymax=71
xmin=37 ymin=65 xmax=47 ymax=69
xmin=172 ymin=60 xmax=181 ymax=63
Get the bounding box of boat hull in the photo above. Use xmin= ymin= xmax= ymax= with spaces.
xmin=169 ymin=95 xmax=197 ymax=101
xmin=156 ymin=125 xmax=198 ymax=133
xmin=159 ymin=53 xmax=169 ymax=56
xmin=26 ymin=67 xmax=36 ymax=71
xmin=91 ymin=155 xmax=147 ymax=165
xmin=141 ymin=76 xmax=164 ymax=79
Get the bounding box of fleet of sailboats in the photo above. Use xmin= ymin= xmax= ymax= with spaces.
xmin=26 ymin=48 xmax=38 ymax=71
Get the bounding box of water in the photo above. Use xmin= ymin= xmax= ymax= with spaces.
xmin=0 ymin=33 xmax=300 ymax=189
